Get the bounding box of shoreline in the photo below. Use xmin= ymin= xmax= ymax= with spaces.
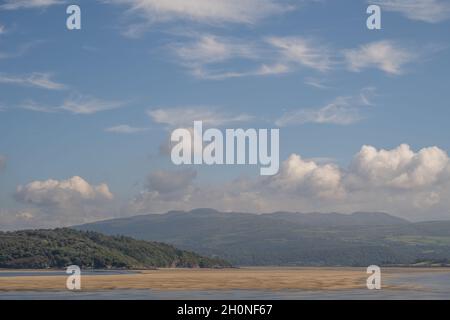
xmin=1 ymin=267 xmax=448 ymax=292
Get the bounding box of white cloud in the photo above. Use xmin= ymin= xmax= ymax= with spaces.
xmin=0 ymin=24 xmax=6 ymax=34
xmin=172 ymin=34 xmax=268 ymax=79
xmin=15 ymin=176 xmax=113 ymax=206
xmin=61 ymin=96 xmax=125 ymax=114
xmin=344 ymin=40 xmax=415 ymax=75
xmin=139 ymin=169 xmax=198 ymax=201
xmin=266 ymin=36 xmax=333 ymax=72
xmin=21 ymin=95 xmax=126 ymax=114
xmin=174 ymin=34 xmax=256 ymax=65
xmin=304 ymin=78 xmax=330 ymax=89
xmin=10 ymin=176 xmax=116 ymax=228
xmin=0 ymin=208 xmax=39 ymax=231
xmin=0 ymin=73 xmax=66 ymax=90
xmin=269 ymin=154 xmax=345 ymax=199
xmin=0 ymin=0 xmax=64 ymax=10
xmin=372 ymin=0 xmax=450 ymax=23
xmin=105 ymin=125 xmax=149 ymax=134
xmin=172 ymin=36 xmax=426 ymax=80
xmin=348 ymin=144 xmax=450 ymax=190
xmin=20 ymin=101 xmax=57 ymax=113
xmin=105 ymin=0 xmax=291 ymax=25
xmin=191 ymin=63 xmax=290 ymax=80
xmin=129 ymin=144 xmax=450 ymax=220
xmin=173 ymin=35 xmax=333 ymax=79
xmin=276 ymin=88 xmax=375 ymax=126
xmin=147 ymin=169 xmax=197 ymax=194
xmin=148 ymin=107 xmax=253 ymax=127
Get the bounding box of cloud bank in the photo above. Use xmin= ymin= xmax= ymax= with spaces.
xmin=7 ymin=176 xmax=115 ymax=229
xmin=130 ymin=144 xmax=450 ymax=221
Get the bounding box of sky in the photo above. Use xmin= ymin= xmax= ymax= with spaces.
xmin=1 ymin=0 xmax=450 ymax=229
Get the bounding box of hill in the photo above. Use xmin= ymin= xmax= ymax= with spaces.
xmin=75 ymin=208 xmax=450 ymax=267
xmin=0 ymin=228 xmax=231 ymax=269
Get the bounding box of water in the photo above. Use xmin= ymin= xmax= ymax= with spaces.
xmin=1 ymin=271 xmax=449 ymax=300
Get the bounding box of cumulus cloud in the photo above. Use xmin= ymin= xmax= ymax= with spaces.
xmin=147 ymin=169 xmax=197 ymax=194
xmin=372 ymin=0 xmax=450 ymax=23
xmin=0 ymin=208 xmax=39 ymax=231
xmin=269 ymin=154 xmax=345 ymax=199
xmin=276 ymin=88 xmax=375 ymax=126
xmin=15 ymin=176 xmax=113 ymax=206
xmin=129 ymin=144 xmax=450 ymax=220
xmin=348 ymin=144 xmax=450 ymax=190
xmin=12 ymin=176 xmax=115 ymax=228
xmin=0 ymin=0 xmax=63 ymax=10
xmin=105 ymin=0 xmax=291 ymax=25
xmin=0 ymin=72 xmax=66 ymax=90
xmin=135 ymin=169 xmax=199 ymax=202
xmin=148 ymin=107 xmax=253 ymax=127
xmin=344 ymin=41 xmax=416 ymax=75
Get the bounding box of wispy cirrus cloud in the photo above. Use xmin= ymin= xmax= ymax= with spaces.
xmin=172 ymin=34 xmax=271 ymax=79
xmin=275 ymin=88 xmax=376 ymax=126
xmin=372 ymin=0 xmax=450 ymax=23
xmin=0 ymin=72 xmax=66 ymax=90
xmin=60 ymin=95 xmax=126 ymax=114
xmin=20 ymin=95 xmax=126 ymax=115
xmin=0 ymin=40 xmax=46 ymax=60
xmin=104 ymin=0 xmax=292 ymax=25
xmin=343 ymin=40 xmax=416 ymax=75
xmin=105 ymin=124 xmax=150 ymax=134
xmin=266 ymin=36 xmax=334 ymax=72
xmin=173 ymin=33 xmax=426 ymax=79
xmin=304 ymin=77 xmax=330 ymax=89
xmin=174 ymin=34 xmax=257 ymax=65
xmin=173 ymin=34 xmax=333 ymax=80
xmin=148 ymin=106 xmax=254 ymax=127
xmin=0 ymin=0 xmax=64 ymax=10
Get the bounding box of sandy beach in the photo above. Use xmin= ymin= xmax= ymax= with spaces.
xmin=1 ymin=267 xmax=447 ymax=292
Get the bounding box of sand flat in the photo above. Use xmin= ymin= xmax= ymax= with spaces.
xmin=1 ymin=267 xmax=441 ymax=291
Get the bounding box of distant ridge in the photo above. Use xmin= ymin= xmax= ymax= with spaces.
xmin=264 ymin=211 xmax=409 ymax=226
xmin=75 ymin=209 xmax=450 ymax=267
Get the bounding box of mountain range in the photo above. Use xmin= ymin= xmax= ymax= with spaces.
xmin=75 ymin=208 xmax=450 ymax=267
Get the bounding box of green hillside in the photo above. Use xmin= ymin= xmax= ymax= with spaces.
xmin=76 ymin=209 xmax=450 ymax=267
xmin=0 ymin=228 xmax=231 ymax=269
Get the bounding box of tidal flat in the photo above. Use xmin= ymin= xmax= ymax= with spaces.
xmin=1 ymin=267 xmax=448 ymax=292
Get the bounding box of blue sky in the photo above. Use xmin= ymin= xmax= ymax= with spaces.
xmin=1 ymin=0 xmax=450 ymax=229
